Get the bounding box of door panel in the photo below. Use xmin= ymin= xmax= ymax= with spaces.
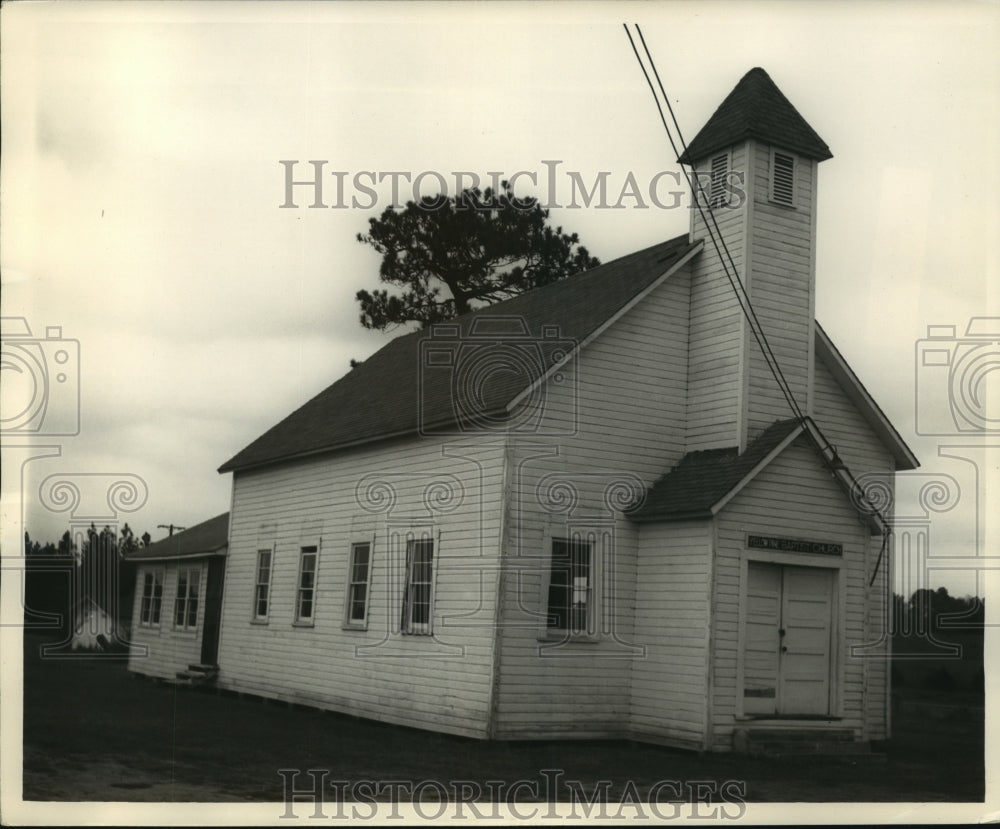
xmin=779 ymin=567 xmax=833 ymax=715
xmin=743 ymin=563 xmax=781 ymax=715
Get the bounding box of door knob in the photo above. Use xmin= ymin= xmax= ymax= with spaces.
xmin=779 ymin=628 xmax=786 ymax=637
xmin=781 ymin=646 xmax=788 ymax=653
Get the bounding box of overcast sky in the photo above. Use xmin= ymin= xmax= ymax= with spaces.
xmin=3 ymin=1 xmax=997 ymax=597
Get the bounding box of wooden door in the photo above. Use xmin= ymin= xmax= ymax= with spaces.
xmin=742 ymin=563 xmax=834 ymax=716
xmin=778 ymin=566 xmax=833 ymax=715
xmin=200 ymin=556 xmax=226 ymax=666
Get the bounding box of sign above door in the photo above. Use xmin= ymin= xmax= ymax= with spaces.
xmin=747 ymin=534 xmax=843 ymax=556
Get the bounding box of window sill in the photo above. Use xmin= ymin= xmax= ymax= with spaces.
xmin=342 ymin=622 xmax=369 ymax=632
xmin=735 ymin=714 xmax=842 ymax=722
xmin=537 ymin=630 xmax=600 ymax=644
xmin=292 ymin=620 xmax=315 ymax=629
xmin=250 ymin=618 xmax=269 ymax=626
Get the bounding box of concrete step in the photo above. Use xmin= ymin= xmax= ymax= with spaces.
xmin=174 ymin=665 xmax=219 ymax=686
xmin=734 ymin=726 xmax=878 ymax=762
xmin=749 ymin=739 xmax=872 ymax=755
xmin=766 ymin=749 xmax=887 ymax=766
xmin=744 ymin=727 xmax=855 ymax=742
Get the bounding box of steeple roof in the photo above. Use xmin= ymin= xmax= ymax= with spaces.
xmin=678 ymin=67 xmax=832 ymax=164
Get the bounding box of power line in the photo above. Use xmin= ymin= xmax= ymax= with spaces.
xmin=624 ymin=25 xmax=893 ymax=583
xmin=623 ymin=23 xmax=806 ymax=424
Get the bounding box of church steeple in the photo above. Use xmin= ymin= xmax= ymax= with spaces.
xmin=678 ymin=67 xmax=832 ymax=165
xmin=682 ymin=68 xmax=831 ymax=454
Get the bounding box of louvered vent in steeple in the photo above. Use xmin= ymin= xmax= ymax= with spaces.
xmin=770 ymin=150 xmax=795 ymax=207
xmin=710 ymin=152 xmax=730 ymax=208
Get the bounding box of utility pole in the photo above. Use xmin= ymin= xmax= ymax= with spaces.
xmin=157 ymin=523 xmax=186 ymax=537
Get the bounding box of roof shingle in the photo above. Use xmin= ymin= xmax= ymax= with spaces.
xmin=628 ymin=419 xmax=803 ymax=522
xmin=220 ymin=234 xmax=698 ymax=473
xmin=126 ymin=512 xmax=229 ymax=561
xmin=678 ymin=68 xmax=832 ymax=164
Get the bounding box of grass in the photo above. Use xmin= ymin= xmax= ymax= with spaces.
xmin=21 ymin=633 xmax=984 ymax=804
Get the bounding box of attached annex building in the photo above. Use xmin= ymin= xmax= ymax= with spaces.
xmin=127 ymin=513 xmax=228 ymax=683
xmin=129 ymin=68 xmax=917 ymax=752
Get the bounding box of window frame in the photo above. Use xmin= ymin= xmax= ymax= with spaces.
xmin=544 ymin=534 xmax=595 ymax=637
xmin=252 ymin=546 xmax=274 ymax=623
xmin=173 ymin=566 xmax=201 ymax=631
xmin=139 ymin=569 xmax=164 ymax=628
xmin=401 ymin=536 xmax=434 ymax=636
xmin=769 ymin=148 xmax=796 ymax=208
xmin=294 ymin=545 xmax=319 ymax=626
xmin=343 ymin=540 xmax=374 ymax=631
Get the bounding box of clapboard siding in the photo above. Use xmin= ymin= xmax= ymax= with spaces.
xmin=746 ymin=144 xmax=816 ymax=440
xmin=812 ymin=355 xmax=895 ymax=480
xmin=710 ymin=437 xmax=875 ymax=749
xmin=216 ymin=436 xmax=505 ymax=739
xmin=686 ymin=143 xmax=748 ymax=451
xmin=629 ymin=521 xmax=712 ymax=748
xmin=491 ymin=268 xmax=694 ymax=738
xmin=128 ymin=560 xmax=208 ymax=680
xmin=812 ymin=353 xmax=895 ymax=739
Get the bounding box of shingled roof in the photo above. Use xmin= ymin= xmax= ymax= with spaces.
xmin=629 ymin=419 xmax=803 ymax=522
xmin=219 ymin=234 xmax=700 ymax=473
xmin=126 ymin=512 xmax=229 ymax=561
xmin=678 ymin=68 xmax=832 ymax=164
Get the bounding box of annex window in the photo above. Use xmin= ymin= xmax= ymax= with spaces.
xmin=709 ymin=152 xmax=730 ymax=208
xmin=253 ymin=548 xmax=273 ymax=621
xmin=174 ymin=567 xmax=200 ymax=630
xmin=401 ymin=538 xmax=434 ymax=635
xmin=546 ymin=536 xmax=593 ymax=634
xmin=295 ymin=546 xmax=318 ymax=624
xmin=139 ymin=570 xmax=163 ymax=627
xmin=344 ymin=542 xmax=373 ymax=629
xmin=769 ymin=149 xmax=796 ymax=207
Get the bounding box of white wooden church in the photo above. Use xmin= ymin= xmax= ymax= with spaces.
xmin=129 ymin=68 xmax=917 ymax=753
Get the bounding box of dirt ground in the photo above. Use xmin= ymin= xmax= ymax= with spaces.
xmin=18 ymin=633 xmax=985 ymax=805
